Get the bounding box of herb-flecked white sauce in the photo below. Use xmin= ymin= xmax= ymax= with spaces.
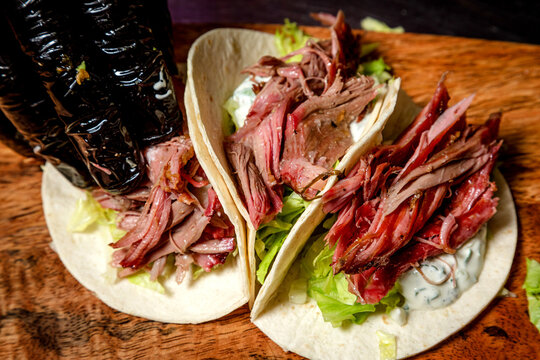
xmin=399 ymin=225 xmax=487 ymax=310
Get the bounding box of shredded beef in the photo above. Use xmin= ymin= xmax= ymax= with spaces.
xmin=97 ymin=136 xmax=236 ymax=284
xmin=321 ymin=77 xmax=501 ymax=303
xmin=226 ymin=11 xmax=376 ymax=228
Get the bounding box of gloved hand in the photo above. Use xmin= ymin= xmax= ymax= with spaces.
xmin=0 ymin=0 xmax=181 ymax=194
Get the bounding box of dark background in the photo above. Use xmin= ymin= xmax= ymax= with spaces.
xmin=168 ymin=0 xmax=539 ymax=44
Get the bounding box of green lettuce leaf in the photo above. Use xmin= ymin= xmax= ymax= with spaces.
xmin=298 ymin=230 xmax=403 ymax=327
xmin=358 ymin=57 xmax=392 ymax=84
xmin=380 ymin=284 xmax=403 ymax=313
xmin=275 ymin=19 xmax=311 ymax=62
xmin=256 ymin=188 xmax=310 ymax=284
xmin=223 ymin=96 xmax=241 ymax=136
xmin=360 ymin=17 xmax=404 ymax=34
xmin=256 ymin=232 xmax=288 ymax=285
xmin=523 ymin=258 xmax=540 ymax=331
xmin=311 ymin=290 xmax=375 ymax=327
xmin=376 ymin=330 xmax=397 ymax=360
xmin=68 ymin=191 xmax=125 ymax=242
xmin=127 ymin=271 xmax=165 ymax=294
xmin=524 ymin=258 xmax=540 ymax=293
xmin=360 ymin=42 xmax=379 ymax=58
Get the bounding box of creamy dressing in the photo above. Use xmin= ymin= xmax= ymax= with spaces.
xmin=153 ymin=68 xmax=172 ymax=100
xmin=389 ymin=307 xmax=407 ymax=326
xmin=400 ymin=225 xmax=487 ymax=310
xmin=226 ymin=76 xmax=269 ymax=128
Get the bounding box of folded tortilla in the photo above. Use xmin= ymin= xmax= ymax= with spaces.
xmin=251 ymin=169 xmax=516 ymax=359
xmin=249 ymin=91 xmax=518 ymax=359
xmin=184 ymin=28 xmax=400 ymax=303
xmin=42 ymin=158 xmax=250 ymax=323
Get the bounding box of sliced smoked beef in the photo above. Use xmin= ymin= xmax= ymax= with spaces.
xmin=101 ymin=136 xmax=235 ymax=283
xmin=321 ymin=77 xmax=501 ymax=304
xmin=225 ymin=11 xmax=376 ymax=228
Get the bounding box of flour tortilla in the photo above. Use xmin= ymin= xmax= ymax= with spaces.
xmin=250 ymin=89 xmax=518 ymax=358
xmin=252 ymin=170 xmax=516 ymax=359
xmin=185 ymin=28 xmax=400 ymax=303
xmin=42 ymin=161 xmax=249 ymax=324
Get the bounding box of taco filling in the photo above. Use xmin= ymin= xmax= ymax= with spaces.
xmin=248 ymin=73 xmax=516 ymax=359
xmin=298 ymin=75 xmax=502 ymax=324
xmin=218 ymin=12 xmax=398 ymax=286
xmin=76 ymin=135 xmax=237 ymax=284
xmin=224 ymin=11 xmax=385 ymax=230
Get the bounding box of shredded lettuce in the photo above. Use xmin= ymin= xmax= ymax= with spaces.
xmin=376 ymin=330 xmax=397 ymax=360
xmin=256 ymin=188 xmax=310 ymax=284
xmin=76 ymin=61 xmax=86 ymax=72
xmin=192 ymin=264 xmax=205 ymax=280
xmin=127 ymin=271 xmax=165 ymax=294
xmin=256 ymin=231 xmax=288 ymax=285
xmin=523 ymin=258 xmax=540 ymax=331
xmin=358 ymin=57 xmax=393 ymax=84
xmin=275 ymin=19 xmax=311 ymax=62
xmin=312 ymin=290 xmax=375 ymax=327
xmin=360 ymin=17 xmax=404 ymax=34
xmin=289 ymin=278 xmax=308 ymax=304
xmin=223 ymin=97 xmax=241 ymax=136
xmin=297 ymin=231 xmax=403 ymax=327
xmin=360 ymin=42 xmax=380 ymax=58
xmin=68 ymin=191 xmax=125 ymax=242
xmin=380 ymin=285 xmax=403 ymax=312
xmin=69 ymin=192 xmax=174 ymax=294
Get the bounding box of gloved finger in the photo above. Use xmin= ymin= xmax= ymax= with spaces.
xmin=78 ymin=0 xmax=183 ymax=146
xmin=0 ymin=16 xmax=94 ymax=188
xmin=6 ymin=0 xmax=145 ymax=194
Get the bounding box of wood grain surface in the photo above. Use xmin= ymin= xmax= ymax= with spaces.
xmin=1 ymin=23 xmax=539 ymax=359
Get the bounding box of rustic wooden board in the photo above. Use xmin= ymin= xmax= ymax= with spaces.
xmin=1 ymin=23 xmax=539 ymax=359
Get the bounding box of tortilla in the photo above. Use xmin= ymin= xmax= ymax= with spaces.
xmin=251 ymin=169 xmax=516 ymax=359
xmin=184 ymin=28 xmax=401 ymax=303
xmin=42 ymin=161 xmax=250 ymax=324
xmin=250 ymin=87 xmax=518 ymax=358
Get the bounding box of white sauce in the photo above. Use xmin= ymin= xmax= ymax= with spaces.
xmin=400 ymin=225 xmax=487 ymax=310
xmin=389 ymin=307 xmax=407 ymax=326
xmin=227 ymin=76 xmax=270 ymax=128
xmin=153 ymin=68 xmax=172 ymax=100
xmin=156 ymin=90 xmax=172 ymax=100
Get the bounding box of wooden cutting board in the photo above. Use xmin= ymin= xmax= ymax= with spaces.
xmin=1 ymin=23 xmax=539 ymax=359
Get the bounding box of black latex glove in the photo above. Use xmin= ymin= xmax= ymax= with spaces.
xmin=1 ymin=0 xmax=182 ymax=194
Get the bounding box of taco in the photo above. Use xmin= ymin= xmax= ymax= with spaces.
xmin=42 ymin=133 xmax=250 ymax=324
xmin=250 ymin=77 xmax=517 ymax=359
xmin=185 ymin=12 xmax=401 ymax=303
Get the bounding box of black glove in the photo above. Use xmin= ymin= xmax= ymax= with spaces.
xmin=1 ymin=0 xmax=181 ymax=194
